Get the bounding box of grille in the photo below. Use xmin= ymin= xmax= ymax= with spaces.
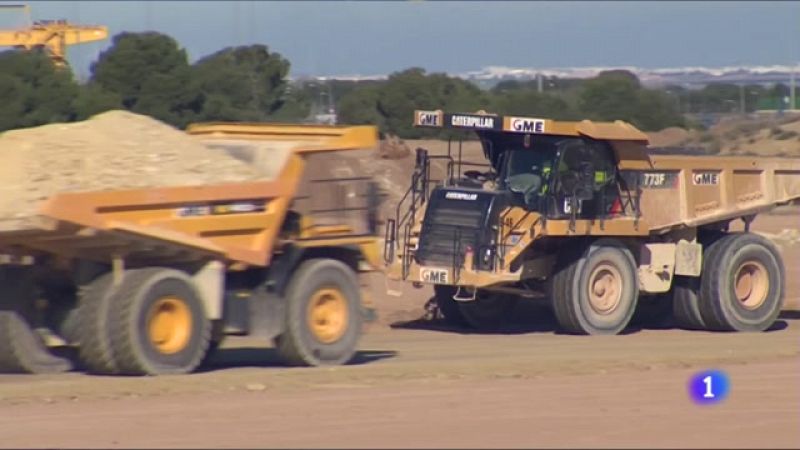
xmin=415 ymin=189 xmax=491 ymax=267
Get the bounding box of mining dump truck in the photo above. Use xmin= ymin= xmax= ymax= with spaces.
xmin=0 ymin=123 xmax=381 ymax=375
xmin=385 ymin=110 xmax=800 ymax=334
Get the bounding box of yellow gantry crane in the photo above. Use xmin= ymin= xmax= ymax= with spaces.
xmin=0 ymin=4 xmax=108 ymax=67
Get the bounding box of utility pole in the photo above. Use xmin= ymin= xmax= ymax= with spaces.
xmin=789 ymin=64 xmax=794 ymax=111
xmin=537 ymin=73 xmax=543 ymax=93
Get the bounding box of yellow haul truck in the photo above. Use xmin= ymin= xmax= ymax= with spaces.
xmin=385 ymin=110 xmax=800 ymax=333
xmin=0 ymin=123 xmax=381 ymax=375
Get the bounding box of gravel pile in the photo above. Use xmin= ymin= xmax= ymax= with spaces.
xmin=0 ymin=111 xmax=265 ymax=225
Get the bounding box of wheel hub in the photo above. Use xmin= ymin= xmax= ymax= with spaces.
xmin=588 ymin=263 xmax=623 ymax=315
xmin=307 ymin=288 xmax=348 ymax=344
xmin=734 ymin=261 xmax=768 ymax=310
xmin=147 ymin=297 xmax=192 ymax=354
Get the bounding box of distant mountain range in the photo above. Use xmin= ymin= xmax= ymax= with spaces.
xmin=305 ymin=65 xmax=800 ymax=89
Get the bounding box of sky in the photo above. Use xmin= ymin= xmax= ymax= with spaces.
xmin=3 ymin=1 xmax=800 ymax=79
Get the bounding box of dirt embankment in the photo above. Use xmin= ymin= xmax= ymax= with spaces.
xmin=647 ymin=114 xmax=800 ymax=156
xmin=0 ymin=111 xmax=262 ymax=223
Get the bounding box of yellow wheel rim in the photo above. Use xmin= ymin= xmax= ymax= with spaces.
xmin=147 ymin=297 xmax=192 ymax=354
xmin=307 ymin=288 xmax=349 ymax=344
xmin=734 ymin=261 xmax=769 ymax=310
xmin=587 ymin=262 xmax=623 ymax=315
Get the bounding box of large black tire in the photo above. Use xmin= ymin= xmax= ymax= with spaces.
xmin=457 ymin=290 xmax=516 ymax=331
xmin=433 ymin=284 xmax=468 ymax=327
xmin=0 ymin=311 xmax=73 ymax=374
xmin=107 ymin=268 xmax=211 ymax=375
xmin=0 ymin=267 xmax=72 ymax=374
xmin=698 ymin=233 xmax=784 ymax=332
xmin=276 ymin=259 xmax=362 ymax=367
xmin=199 ymin=321 xmax=225 ymax=368
xmin=671 ymin=231 xmax=728 ymax=330
xmin=76 ymin=273 xmax=121 ymax=374
xmin=550 ymin=239 xmax=639 ymax=335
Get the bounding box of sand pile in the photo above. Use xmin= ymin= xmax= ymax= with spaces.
xmin=0 ymin=111 xmax=264 ymax=223
xmin=201 ymin=139 xmax=294 ymax=179
xmin=646 ymin=127 xmax=690 ymax=148
xmin=378 ymin=134 xmax=411 ymax=159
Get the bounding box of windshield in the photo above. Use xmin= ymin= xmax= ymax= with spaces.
xmin=506 ymin=148 xmax=556 ymax=179
xmin=502 ymin=145 xmax=558 ymax=196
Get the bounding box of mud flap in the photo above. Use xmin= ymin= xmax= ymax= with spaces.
xmin=247 ymin=287 xmax=286 ymax=340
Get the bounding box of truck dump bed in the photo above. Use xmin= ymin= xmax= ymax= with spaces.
xmin=0 ymin=123 xmax=378 ymax=267
xmin=621 ymin=153 xmax=800 ymax=233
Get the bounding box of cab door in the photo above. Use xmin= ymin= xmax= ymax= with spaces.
xmin=549 ymin=139 xmax=618 ymax=219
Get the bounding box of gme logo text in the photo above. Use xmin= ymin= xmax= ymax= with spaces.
xmin=417 ymin=111 xmax=440 ymax=126
xmin=509 ymin=117 xmax=545 ymax=133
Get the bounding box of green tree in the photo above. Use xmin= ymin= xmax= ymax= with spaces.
xmin=0 ymin=50 xmax=79 ymax=131
xmin=491 ymin=89 xmax=577 ymax=120
xmin=270 ymin=82 xmax=313 ymax=121
xmin=90 ymin=32 xmax=199 ymax=127
xmin=0 ymin=73 xmax=28 ymax=131
xmin=338 ymin=84 xmax=384 ymax=128
xmin=578 ymin=73 xmax=641 ymax=123
xmin=71 ymin=83 xmax=122 ymax=121
xmin=192 ymin=45 xmax=290 ymax=122
xmin=372 ymin=68 xmax=488 ymax=138
xmin=578 ymin=72 xmax=683 ymax=130
xmin=634 ymin=89 xmax=685 ymax=130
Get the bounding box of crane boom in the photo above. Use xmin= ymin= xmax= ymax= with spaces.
xmin=0 ymin=5 xmax=108 ymax=67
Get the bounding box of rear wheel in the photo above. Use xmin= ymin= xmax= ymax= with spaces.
xmin=108 ymin=268 xmax=211 ymax=375
xmin=457 ymin=290 xmax=515 ymax=331
xmin=0 ymin=267 xmax=72 ymax=374
xmin=550 ymin=239 xmax=639 ymax=335
xmin=432 ymin=285 xmax=468 ymax=327
xmin=0 ymin=311 xmax=73 ymax=374
xmin=76 ymin=273 xmax=121 ymax=374
xmin=698 ymin=233 xmax=783 ymax=332
xmin=276 ymin=259 xmax=362 ymax=367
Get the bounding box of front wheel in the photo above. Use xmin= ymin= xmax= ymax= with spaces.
xmin=550 ymin=239 xmax=639 ymax=335
xmin=276 ymin=259 xmax=363 ymax=366
xmin=432 ymin=285 xmax=468 ymax=327
xmin=457 ymin=290 xmax=516 ymax=331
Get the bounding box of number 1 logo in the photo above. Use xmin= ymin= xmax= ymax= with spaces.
xmin=689 ymin=370 xmax=730 ymax=404
xmin=702 ymin=375 xmax=714 ymax=398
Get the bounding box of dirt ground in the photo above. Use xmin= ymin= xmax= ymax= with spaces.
xmin=0 ymin=323 xmax=798 ymax=449
xmin=0 ymin=206 xmax=797 ymax=449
